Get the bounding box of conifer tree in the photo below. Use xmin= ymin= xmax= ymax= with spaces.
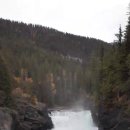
xmin=0 ymin=55 xmax=12 ymax=106
xmin=124 ymin=6 xmax=130 ymax=56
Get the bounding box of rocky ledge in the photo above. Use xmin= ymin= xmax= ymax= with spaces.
xmin=98 ymin=106 xmax=130 ymax=130
xmin=89 ymin=99 xmax=130 ymax=130
xmin=0 ymin=100 xmax=53 ymax=130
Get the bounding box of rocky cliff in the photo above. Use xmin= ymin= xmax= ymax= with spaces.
xmin=0 ymin=99 xmax=53 ymax=130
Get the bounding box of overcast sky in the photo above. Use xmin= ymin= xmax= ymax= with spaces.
xmin=0 ymin=0 xmax=129 ymax=42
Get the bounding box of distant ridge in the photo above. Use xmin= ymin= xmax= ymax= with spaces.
xmin=0 ymin=18 xmax=109 ymax=60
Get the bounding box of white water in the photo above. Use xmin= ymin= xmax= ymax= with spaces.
xmin=50 ymin=109 xmax=98 ymax=130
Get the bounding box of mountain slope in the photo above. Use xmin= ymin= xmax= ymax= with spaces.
xmin=0 ymin=18 xmax=110 ymax=106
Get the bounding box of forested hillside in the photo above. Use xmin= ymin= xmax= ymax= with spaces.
xmin=97 ymin=9 xmax=130 ymax=130
xmin=100 ymin=14 xmax=130 ymax=113
xmin=0 ymin=54 xmax=13 ymax=106
xmin=0 ymin=18 xmax=109 ymax=106
xmin=0 ymin=18 xmax=108 ymax=59
xmin=1 ymin=13 xmax=130 ymax=129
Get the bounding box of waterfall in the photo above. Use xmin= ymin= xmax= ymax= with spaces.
xmin=50 ymin=110 xmax=98 ymax=130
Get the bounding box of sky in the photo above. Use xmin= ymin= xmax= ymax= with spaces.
xmin=0 ymin=0 xmax=129 ymax=42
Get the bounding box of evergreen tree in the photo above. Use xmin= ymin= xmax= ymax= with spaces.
xmin=0 ymin=55 xmax=12 ymax=106
xmin=115 ymin=25 xmax=123 ymax=48
xmin=124 ymin=9 xmax=130 ymax=56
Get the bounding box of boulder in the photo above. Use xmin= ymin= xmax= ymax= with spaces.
xmin=0 ymin=107 xmax=16 ymax=130
xmin=14 ymin=99 xmax=53 ymax=130
xmin=0 ymin=91 xmax=6 ymax=106
xmin=0 ymin=100 xmax=53 ymax=130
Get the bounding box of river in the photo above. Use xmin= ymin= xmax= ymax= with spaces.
xmin=50 ymin=109 xmax=98 ymax=130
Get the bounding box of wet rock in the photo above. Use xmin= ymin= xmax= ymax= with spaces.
xmin=98 ymin=105 xmax=130 ymax=130
xmin=0 ymin=107 xmax=17 ymax=130
xmin=0 ymin=91 xmax=6 ymax=106
xmin=0 ymin=100 xmax=53 ymax=130
xmin=14 ymin=100 xmax=53 ymax=130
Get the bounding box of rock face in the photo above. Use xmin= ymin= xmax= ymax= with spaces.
xmin=0 ymin=108 xmax=12 ymax=130
xmin=0 ymin=91 xmax=6 ymax=106
xmin=0 ymin=100 xmax=53 ymax=130
xmin=15 ymin=100 xmax=53 ymax=130
xmin=98 ymin=105 xmax=130 ymax=130
xmin=0 ymin=108 xmax=16 ymax=130
xmin=90 ymin=101 xmax=130 ymax=130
